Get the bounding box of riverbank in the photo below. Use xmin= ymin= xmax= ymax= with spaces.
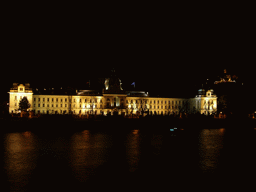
xmin=1 ymin=115 xmax=255 ymax=134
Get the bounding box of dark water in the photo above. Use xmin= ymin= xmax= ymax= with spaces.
xmin=2 ymin=125 xmax=256 ymax=191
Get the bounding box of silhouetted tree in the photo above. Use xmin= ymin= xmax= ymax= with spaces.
xmin=18 ymin=97 xmax=31 ymax=112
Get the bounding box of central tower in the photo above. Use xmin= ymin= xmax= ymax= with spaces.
xmin=104 ymin=68 xmax=124 ymax=94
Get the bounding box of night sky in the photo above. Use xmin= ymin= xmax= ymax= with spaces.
xmin=1 ymin=6 xmax=255 ymax=102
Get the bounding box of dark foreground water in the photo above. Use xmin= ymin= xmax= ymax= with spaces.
xmin=1 ymin=123 xmax=256 ymax=191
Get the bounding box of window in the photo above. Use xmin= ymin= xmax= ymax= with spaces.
xmin=74 ymin=99 xmax=76 ymax=102
xmin=65 ymin=104 xmax=67 ymax=107
xmin=161 ymin=101 xmax=163 ymax=104
xmin=158 ymin=100 xmax=159 ymax=104
xmin=38 ymin=104 xmax=40 ymax=107
xmin=56 ymin=104 xmax=58 ymax=107
xmin=65 ymin=98 xmax=67 ymax=102
xmin=80 ymin=99 xmax=81 ymax=103
xmin=43 ymin=98 xmax=45 ymax=102
xmin=47 ymin=104 xmax=49 ymax=107
xmin=38 ymin=98 xmax=40 ymax=102
xmin=80 ymin=104 xmax=81 ymax=108
xmin=52 ymin=104 xmax=54 ymax=107
xmin=61 ymin=99 xmax=63 ymax=102
xmin=61 ymin=104 xmax=62 ymax=107
xmin=47 ymin=98 xmax=49 ymax=102
xmin=131 ymin=100 xmax=133 ymax=103
xmin=52 ymin=98 xmax=54 ymax=102
xmin=20 ymin=88 xmax=23 ymax=91
xmin=85 ymin=99 xmax=87 ymax=102
xmin=33 ymin=98 xmax=36 ymax=102
xmin=56 ymin=98 xmax=58 ymax=102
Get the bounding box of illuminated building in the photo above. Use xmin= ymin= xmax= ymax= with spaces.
xmin=8 ymin=72 xmax=217 ymax=116
xmin=214 ymin=69 xmax=236 ymax=84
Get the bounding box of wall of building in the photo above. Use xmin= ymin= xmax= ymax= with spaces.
xmin=9 ymin=84 xmax=33 ymax=113
xmin=9 ymin=84 xmax=217 ymax=116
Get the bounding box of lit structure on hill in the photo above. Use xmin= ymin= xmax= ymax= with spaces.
xmin=214 ymin=69 xmax=236 ymax=84
xmin=8 ymin=71 xmax=217 ymax=116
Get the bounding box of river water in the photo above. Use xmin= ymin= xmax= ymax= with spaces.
xmin=1 ymin=125 xmax=256 ymax=191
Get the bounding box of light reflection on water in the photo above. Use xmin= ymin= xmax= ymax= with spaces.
xmin=126 ymin=130 xmax=141 ymax=172
xmin=2 ymin=127 xmax=256 ymax=190
xmin=69 ymin=130 xmax=113 ymax=182
xmin=3 ymin=131 xmax=38 ymax=191
xmin=198 ymin=129 xmax=225 ymax=172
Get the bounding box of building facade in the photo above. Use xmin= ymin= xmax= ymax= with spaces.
xmin=8 ymin=76 xmax=217 ymax=116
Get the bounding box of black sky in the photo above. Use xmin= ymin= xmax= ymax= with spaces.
xmin=1 ymin=5 xmax=255 ymax=101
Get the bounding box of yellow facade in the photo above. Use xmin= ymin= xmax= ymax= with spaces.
xmin=9 ymin=84 xmax=217 ymax=115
